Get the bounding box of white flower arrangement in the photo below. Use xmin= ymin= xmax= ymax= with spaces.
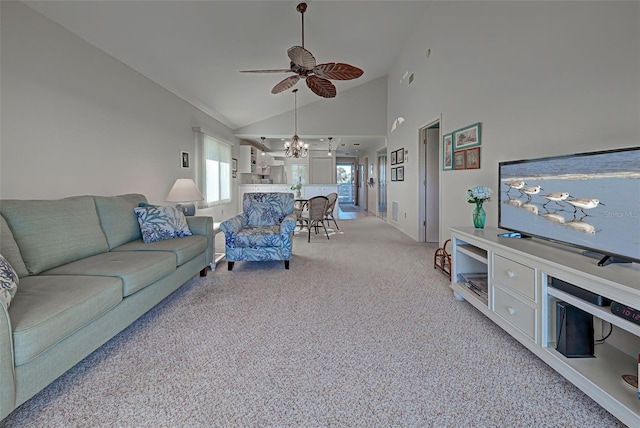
xmin=467 ymin=185 xmax=493 ymax=204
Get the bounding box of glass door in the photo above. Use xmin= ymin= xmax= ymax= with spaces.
xmin=336 ymin=163 xmax=355 ymax=204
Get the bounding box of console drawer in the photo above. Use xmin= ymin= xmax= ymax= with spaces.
xmin=493 ymin=254 xmax=535 ymax=301
xmin=493 ymin=286 xmax=537 ymax=341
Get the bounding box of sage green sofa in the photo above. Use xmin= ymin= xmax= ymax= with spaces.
xmin=0 ymin=194 xmax=213 ymax=421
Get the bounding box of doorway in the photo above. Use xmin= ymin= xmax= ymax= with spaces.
xmin=419 ymin=119 xmax=441 ymax=242
xmin=336 ymin=162 xmax=355 ymax=204
xmin=357 ymin=163 xmax=365 ymax=208
xmin=377 ymin=150 xmax=387 ymax=220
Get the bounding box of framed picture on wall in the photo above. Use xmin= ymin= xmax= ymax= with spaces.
xmin=391 ymin=167 xmax=397 ymax=181
xmin=391 ymin=150 xmax=397 ymax=165
xmin=465 ymin=147 xmax=480 ymax=169
xmin=453 ymin=122 xmax=481 ymax=150
xmin=181 ymin=151 xmax=190 ymax=169
xmin=232 ymin=158 xmax=238 ymax=172
xmin=396 ymin=148 xmax=404 ymax=164
xmin=397 ymin=166 xmax=404 ymax=181
xmin=454 ymin=151 xmax=466 ymax=170
xmin=442 ymin=133 xmax=453 ymax=170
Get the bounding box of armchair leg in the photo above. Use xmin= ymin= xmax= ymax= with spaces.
xmin=200 ymin=267 xmax=209 ymax=277
xmin=228 ymin=261 xmax=235 ymax=271
xmin=284 ymin=260 xmax=290 ymax=269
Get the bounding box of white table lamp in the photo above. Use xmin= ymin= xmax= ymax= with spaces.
xmin=166 ymin=178 xmax=204 ymax=216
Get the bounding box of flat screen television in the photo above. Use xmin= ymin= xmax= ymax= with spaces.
xmin=498 ymin=146 xmax=640 ymax=265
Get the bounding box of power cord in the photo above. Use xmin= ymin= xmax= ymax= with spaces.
xmin=595 ymin=321 xmax=613 ymax=345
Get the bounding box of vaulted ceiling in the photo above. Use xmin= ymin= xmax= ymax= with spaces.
xmin=24 ymin=0 xmax=431 ymax=154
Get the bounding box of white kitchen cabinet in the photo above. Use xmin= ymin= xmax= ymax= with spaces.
xmin=238 ymin=146 xmax=257 ymax=174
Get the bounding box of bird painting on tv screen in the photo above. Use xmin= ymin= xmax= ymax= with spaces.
xmin=499 ymin=148 xmax=640 ymax=262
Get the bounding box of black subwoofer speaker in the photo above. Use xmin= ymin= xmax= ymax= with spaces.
xmin=556 ymin=301 xmax=594 ymax=358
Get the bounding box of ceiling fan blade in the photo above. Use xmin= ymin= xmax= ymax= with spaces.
xmin=271 ymin=75 xmax=301 ymax=94
xmin=306 ymin=75 xmax=336 ymax=98
xmin=313 ymin=63 xmax=364 ymax=80
xmin=240 ymin=69 xmax=292 ymax=73
xmin=288 ymin=46 xmax=316 ymax=69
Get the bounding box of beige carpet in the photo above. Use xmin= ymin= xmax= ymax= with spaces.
xmin=0 ymin=217 xmax=624 ymax=427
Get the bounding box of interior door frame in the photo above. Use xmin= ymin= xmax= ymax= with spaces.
xmin=377 ymin=149 xmax=387 ymax=220
xmin=418 ymin=116 xmax=442 ymax=243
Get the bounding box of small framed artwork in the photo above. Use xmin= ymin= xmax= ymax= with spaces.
xmin=397 ymin=166 xmax=404 ymax=181
xmin=391 ymin=150 xmax=397 ymax=165
xmin=391 ymin=167 xmax=397 ymax=181
xmin=442 ymin=133 xmax=453 ymax=170
xmin=396 ymin=148 xmax=404 ymax=164
xmin=181 ymin=151 xmax=190 ymax=169
xmin=454 ymin=151 xmax=466 ymax=170
xmin=232 ymin=158 xmax=238 ymax=172
xmin=465 ymin=147 xmax=480 ymax=169
xmin=453 ymin=122 xmax=481 ymax=150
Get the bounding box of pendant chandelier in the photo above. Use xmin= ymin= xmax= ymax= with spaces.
xmin=284 ymin=89 xmax=309 ymax=158
xmin=327 ymin=137 xmax=333 ymax=156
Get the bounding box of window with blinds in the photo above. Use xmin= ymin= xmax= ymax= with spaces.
xmin=196 ymin=130 xmax=231 ymax=207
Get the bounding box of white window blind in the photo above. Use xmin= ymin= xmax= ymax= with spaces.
xmin=195 ymin=130 xmax=231 ymax=207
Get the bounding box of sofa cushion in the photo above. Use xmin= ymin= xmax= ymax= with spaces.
xmin=94 ymin=194 xmax=147 ymax=249
xmin=235 ymin=225 xmax=283 ymax=248
xmin=134 ymin=206 xmax=192 ymax=243
xmin=112 ymin=235 xmax=207 ymax=266
xmin=43 ymin=251 xmax=175 ymax=297
xmin=0 ymin=196 xmax=109 ymax=275
xmin=8 ymin=275 xmax=122 ymax=366
xmin=0 ymin=215 xmax=29 ymax=278
xmin=0 ymin=254 xmax=19 ymax=308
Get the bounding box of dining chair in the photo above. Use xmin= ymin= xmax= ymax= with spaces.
xmin=324 ymin=192 xmax=339 ymax=230
xmin=293 ymin=199 xmax=308 ymax=230
xmin=301 ymin=196 xmax=329 ymax=242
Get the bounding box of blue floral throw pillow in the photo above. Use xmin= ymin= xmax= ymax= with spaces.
xmin=134 ymin=206 xmax=193 ymax=243
xmin=0 ymin=254 xmax=18 ymax=309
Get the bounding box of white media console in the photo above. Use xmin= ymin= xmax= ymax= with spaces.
xmin=449 ymin=227 xmax=640 ymax=426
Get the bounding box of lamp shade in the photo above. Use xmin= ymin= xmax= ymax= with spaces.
xmin=166 ymin=179 xmax=204 ymax=202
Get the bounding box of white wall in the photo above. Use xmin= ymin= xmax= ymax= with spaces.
xmin=236 ymin=76 xmax=388 ymax=139
xmin=3 ymin=1 xmax=638 ymax=236
xmin=0 ymin=1 xmax=239 ymax=221
xmin=387 ymin=1 xmax=640 ymax=243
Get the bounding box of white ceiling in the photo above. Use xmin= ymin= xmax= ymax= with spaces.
xmin=24 ymin=0 xmax=430 ymax=155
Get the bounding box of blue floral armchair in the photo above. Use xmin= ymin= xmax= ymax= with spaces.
xmin=220 ymin=192 xmax=297 ymax=270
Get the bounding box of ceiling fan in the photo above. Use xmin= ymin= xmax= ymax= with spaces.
xmin=240 ymin=2 xmax=363 ymax=98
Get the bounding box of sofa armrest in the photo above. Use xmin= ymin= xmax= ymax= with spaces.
xmin=186 ymin=216 xmax=214 ymax=266
xmin=280 ymin=213 xmax=297 ymax=235
xmin=0 ymin=304 xmax=15 ymax=420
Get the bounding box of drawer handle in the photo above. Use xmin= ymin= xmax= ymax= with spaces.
xmin=507 ymin=270 xmax=516 ymax=278
xmin=507 ymin=306 xmax=516 ymax=316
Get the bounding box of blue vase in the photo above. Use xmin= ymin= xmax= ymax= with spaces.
xmin=473 ymin=202 xmax=486 ymax=229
